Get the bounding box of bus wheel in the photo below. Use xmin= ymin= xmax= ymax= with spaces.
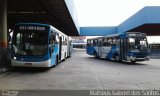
xmin=131 ymin=61 xmax=136 ymax=63
xmin=64 ymin=53 xmax=66 ymax=61
xmin=114 ymin=54 xmax=120 ymax=62
xmin=94 ymin=52 xmax=97 ymax=58
xmin=55 ymin=55 xmax=59 ymax=65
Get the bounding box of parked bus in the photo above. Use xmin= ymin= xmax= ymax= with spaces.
xmin=86 ymin=32 xmax=150 ymax=63
xmin=11 ymin=23 xmax=72 ymax=67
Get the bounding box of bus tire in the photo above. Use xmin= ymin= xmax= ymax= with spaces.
xmin=114 ymin=54 xmax=120 ymax=62
xmin=56 ymin=55 xmax=59 ymax=65
xmin=64 ymin=53 xmax=66 ymax=61
xmin=131 ymin=61 xmax=136 ymax=63
xmin=94 ymin=52 xmax=98 ymax=58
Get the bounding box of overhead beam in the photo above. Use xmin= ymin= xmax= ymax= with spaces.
xmin=118 ymin=6 xmax=160 ymax=35
xmin=7 ymin=0 xmax=79 ymax=36
xmin=80 ymin=27 xmax=117 ymax=36
xmin=80 ymin=7 xmax=160 ymax=36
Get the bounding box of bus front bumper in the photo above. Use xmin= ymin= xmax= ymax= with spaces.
xmin=11 ymin=59 xmax=51 ymax=67
xmin=127 ymin=56 xmax=150 ymax=62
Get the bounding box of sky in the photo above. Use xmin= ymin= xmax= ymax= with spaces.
xmin=74 ymin=0 xmax=160 ymax=43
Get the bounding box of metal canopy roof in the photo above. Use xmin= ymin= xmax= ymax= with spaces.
xmin=7 ymin=0 xmax=79 ymax=36
xmin=80 ymin=7 xmax=160 ymax=36
xmin=118 ymin=7 xmax=160 ymax=36
xmin=128 ymin=24 xmax=160 ymax=36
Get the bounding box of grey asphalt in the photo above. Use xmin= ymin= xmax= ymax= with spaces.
xmin=0 ymin=49 xmax=160 ymax=90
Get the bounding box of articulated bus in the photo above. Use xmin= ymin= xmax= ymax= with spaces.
xmin=11 ymin=23 xmax=72 ymax=67
xmin=86 ymin=32 xmax=150 ymax=63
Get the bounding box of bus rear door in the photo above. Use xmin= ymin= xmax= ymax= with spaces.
xmin=98 ymin=38 xmax=103 ymax=58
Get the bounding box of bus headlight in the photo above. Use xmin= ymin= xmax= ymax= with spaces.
xmin=14 ymin=57 xmax=17 ymax=60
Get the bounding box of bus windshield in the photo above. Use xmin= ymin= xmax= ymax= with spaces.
xmin=12 ymin=31 xmax=48 ymax=56
xmin=129 ymin=37 xmax=148 ymax=52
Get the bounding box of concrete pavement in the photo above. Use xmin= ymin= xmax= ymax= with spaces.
xmin=0 ymin=49 xmax=160 ymax=90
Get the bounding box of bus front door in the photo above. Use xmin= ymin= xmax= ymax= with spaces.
xmin=59 ymin=37 xmax=62 ymax=60
xmin=120 ymin=38 xmax=128 ymax=60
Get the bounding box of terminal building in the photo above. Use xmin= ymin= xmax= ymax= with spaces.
xmin=71 ymin=36 xmax=86 ymax=49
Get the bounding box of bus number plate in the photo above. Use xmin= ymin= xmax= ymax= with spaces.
xmin=25 ymin=63 xmax=32 ymax=66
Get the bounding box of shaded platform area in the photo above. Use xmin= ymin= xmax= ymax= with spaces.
xmin=0 ymin=0 xmax=79 ymax=69
xmin=8 ymin=0 xmax=79 ymax=36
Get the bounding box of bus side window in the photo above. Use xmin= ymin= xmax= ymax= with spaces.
xmin=66 ymin=37 xmax=68 ymax=45
xmin=63 ymin=36 xmax=67 ymax=45
xmin=50 ymin=31 xmax=55 ymax=44
xmin=107 ymin=38 xmax=112 ymax=46
xmin=90 ymin=40 xmax=93 ymax=46
xmin=103 ymin=38 xmax=107 ymax=46
xmin=112 ymin=38 xmax=120 ymax=46
xmin=87 ymin=40 xmax=91 ymax=46
xmin=62 ymin=36 xmax=64 ymax=45
xmin=93 ymin=39 xmax=97 ymax=46
xmin=56 ymin=33 xmax=59 ymax=44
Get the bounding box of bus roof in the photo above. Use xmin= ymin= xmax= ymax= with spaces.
xmin=15 ymin=23 xmax=50 ymax=27
xmin=87 ymin=32 xmax=146 ymax=40
xmin=14 ymin=23 xmax=68 ymax=36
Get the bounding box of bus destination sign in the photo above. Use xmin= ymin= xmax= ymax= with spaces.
xmin=128 ymin=33 xmax=146 ymax=37
xmin=19 ymin=26 xmax=46 ymax=31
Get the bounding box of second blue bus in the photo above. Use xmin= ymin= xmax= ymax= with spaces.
xmin=86 ymin=32 xmax=150 ymax=63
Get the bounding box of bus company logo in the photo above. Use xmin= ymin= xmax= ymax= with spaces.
xmin=19 ymin=26 xmax=46 ymax=31
xmin=1 ymin=90 xmax=19 ymax=96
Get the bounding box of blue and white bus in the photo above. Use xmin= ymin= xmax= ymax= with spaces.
xmin=86 ymin=32 xmax=150 ymax=63
xmin=11 ymin=23 xmax=72 ymax=67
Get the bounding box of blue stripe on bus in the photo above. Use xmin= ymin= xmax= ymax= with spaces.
xmin=105 ymin=46 xmax=117 ymax=60
xmin=14 ymin=54 xmax=49 ymax=62
xmin=86 ymin=46 xmax=96 ymax=55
